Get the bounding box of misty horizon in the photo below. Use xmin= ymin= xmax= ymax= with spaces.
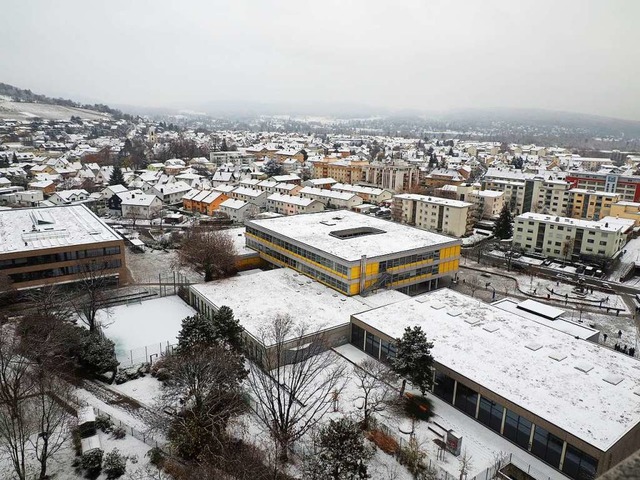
xmin=2 ymin=0 xmax=639 ymax=121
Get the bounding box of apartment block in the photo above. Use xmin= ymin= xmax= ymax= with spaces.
xmin=565 ymin=172 xmax=640 ymax=202
xmin=566 ymin=189 xmax=620 ymax=220
xmin=512 ymin=213 xmax=629 ymax=261
xmin=362 ymin=160 xmax=420 ymax=192
xmin=393 ymin=194 xmax=473 ymax=237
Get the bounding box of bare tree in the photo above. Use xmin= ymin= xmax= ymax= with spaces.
xmin=459 ymin=449 xmax=473 ymax=480
xmin=29 ymin=368 xmax=73 ymax=480
xmin=247 ymin=314 xmax=347 ymax=463
xmin=0 ymin=328 xmax=33 ymax=480
xmin=26 ymin=285 xmax=73 ymax=323
xmin=466 ymin=275 xmax=483 ymax=298
xmin=174 ymin=226 xmax=237 ymax=282
xmin=158 ymin=346 xmax=247 ymax=460
xmin=72 ymin=261 xmax=115 ymax=333
xmin=353 ymin=358 xmax=397 ymax=430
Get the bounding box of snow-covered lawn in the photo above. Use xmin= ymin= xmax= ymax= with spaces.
xmin=98 ymin=295 xmax=196 ymax=365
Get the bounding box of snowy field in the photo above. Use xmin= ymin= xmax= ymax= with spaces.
xmin=0 ymin=100 xmax=111 ymax=120
xmin=98 ymin=296 xmax=196 ymax=365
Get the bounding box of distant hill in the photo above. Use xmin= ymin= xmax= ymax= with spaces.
xmin=0 ymin=82 xmax=134 ymax=121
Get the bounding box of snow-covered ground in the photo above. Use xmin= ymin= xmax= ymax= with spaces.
xmin=125 ymin=247 xmax=204 ymax=285
xmin=0 ymin=415 xmax=162 ymax=480
xmin=0 ymin=100 xmax=111 ymax=120
xmin=98 ymin=295 xmax=196 ymax=365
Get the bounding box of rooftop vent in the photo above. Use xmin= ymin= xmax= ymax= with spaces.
xmin=603 ymin=374 xmax=624 ymax=386
xmin=525 ymin=342 xmax=543 ymax=352
xmin=574 ymin=361 xmax=593 ymax=373
xmin=548 ymin=352 xmax=567 ymax=362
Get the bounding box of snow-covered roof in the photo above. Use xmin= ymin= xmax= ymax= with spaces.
xmin=190 ymin=268 xmax=408 ymax=345
xmin=395 ymin=193 xmax=473 ymax=209
xmin=353 ymin=288 xmax=640 ymax=452
xmin=516 ymin=213 xmax=628 ymax=232
xmin=267 ymin=193 xmax=318 ymax=207
xmin=0 ymin=205 xmax=122 ymax=254
xmin=300 ymin=186 xmax=359 ymax=201
xmin=121 ymin=193 xmax=159 ymax=207
xmin=247 ymin=210 xmax=459 ymax=262
xmin=220 ymin=198 xmax=248 ymax=210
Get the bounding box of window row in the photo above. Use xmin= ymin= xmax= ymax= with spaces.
xmin=431 ymin=371 xmax=597 ymax=479
xmin=246 ymin=227 xmax=349 ymax=275
xmin=0 ymin=245 xmax=122 ymax=270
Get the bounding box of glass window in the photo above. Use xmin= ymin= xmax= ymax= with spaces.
xmin=433 ymin=371 xmax=455 ymax=404
xmin=454 ymin=383 xmax=478 ymax=417
xmin=531 ymin=425 xmax=563 ymax=468
xmin=364 ymin=331 xmax=380 ymax=358
xmin=351 ymin=324 xmax=365 ymax=351
xmin=503 ymin=409 xmax=532 ymax=449
xmin=477 ymin=396 xmax=504 ymax=433
xmin=380 ymin=340 xmax=396 ymax=363
xmin=561 ymin=444 xmax=598 ymax=480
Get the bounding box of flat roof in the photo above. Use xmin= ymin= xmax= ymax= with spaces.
xmin=247 ymin=211 xmax=460 ymax=262
xmin=395 ymin=193 xmax=473 ymax=208
xmin=0 ymin=205 xmax=122 ymax=255
xmin=516 ymin=212 xmax=625 ymax=232
xmin=190 ymin=268 xmax=408 ymax=345
xmin=352 ymin=288 xmax=640 ymax=451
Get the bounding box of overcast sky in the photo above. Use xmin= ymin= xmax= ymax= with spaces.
xmin=2 ymin=0 xmax=639 ymax=120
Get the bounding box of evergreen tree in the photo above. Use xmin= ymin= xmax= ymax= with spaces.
xmin=391 ymin=326 xmax=434 ymax=396
xmin=221 ymin=138 xmax=229 ymax=151
xmin=305 ymin=418 xmax=372 ymax=480
xmin=109 ymin=163 xmax=125 ymax=186
xmin=176 ymin=314 xmax=216 ymax=354
xmin=212 ymin=306 xmax=243 ymax=351
xmin=493 ymin=203 xmax=514 ymax=240
xmin=262 ymin=158 xmax=284 ymax=177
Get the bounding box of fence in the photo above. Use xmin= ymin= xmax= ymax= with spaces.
xmin=117 ymin=339 xmax=177 ymax=367
xmin=375 ymin=421 xmax=560 ymax=480
xmin=91 ymin=405 xmax=172 ymax=454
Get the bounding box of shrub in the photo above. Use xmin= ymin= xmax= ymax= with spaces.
xmin=146 ymin=446 xmax=165 ymax=467
xmin=404 ymin=394 xmax=434 ymax=422
xmin=95 ymin=414 xmax=114 ymax=433
xmin=104 ymin=448 xmax=127 ymax=479
xmin=81 ymin=448 xmax=103 ymax=479
xmin=365 ymin=429 xmax=398 ymax=455
xmin=111 ymin=426 xmax=126 ymax=440
xmin=72 ymin=428 xmax=82 ymax=456
xmin=397 ymin=440 xmax=427 ymax=476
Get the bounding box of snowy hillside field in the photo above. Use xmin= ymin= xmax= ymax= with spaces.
xmin=0 ymin=99 xmax=111 ymax=120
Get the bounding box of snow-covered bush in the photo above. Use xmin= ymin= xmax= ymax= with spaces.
xmin=111 ymin=425 xmax=126 ymax=439
xmin=81 ymin=448 xmax=103 ymax=478
xmin=95 ymin=414 xmax=114 ymax=433
xmin=103 ymin=448 xmax=127 ymax=479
